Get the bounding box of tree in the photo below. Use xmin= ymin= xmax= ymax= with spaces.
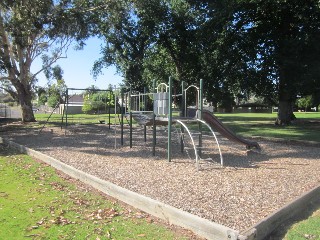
xmin=46 ymin=65 xmax=67 ymax=108
xmin=0 ymin=0 xmax=87 ymax=122
xmin=222 ymin=0 xmax=320 ymax=124
xmin=82 ymin=91 xmax=114 ymax=114
xmin=34 ymin=86 xmax=47 ymax=105
xmin=90 ymin=0 xmax=161 ymax=91
xmin=296 ymin=95 xmax=312 ymax=112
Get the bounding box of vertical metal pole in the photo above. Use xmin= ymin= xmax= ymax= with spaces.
xmin=152 ymin=79 xmax=156 ymax=156
xmin=144 ymin=125 xmax=147 ymax=142
xmin=114 ymin=86 xmax=117 ymax=149
xmin=168 ymin=77 xmax=172 ymax=162
xmin=143 ymin=87 xmax=147 ymax=142
xmin=199 ymin=79 xmax=203 ymax=120
xmin=181 ymin=81 xmax=185 ymax=117
xmin=61 ymin=90 xmax=67 ymax=130
xmin=144 ymin=87 xmax=147 ymax=111
xmin=129 ymin=86 xmax=133 ymax=148
xmin=198 ymin=79 xmax=203 ymax=157
xmin=180 ymin=81 xmax=185 ymax=152
xmin=125 ymin=93 xmax=128 ymax=114
xmin=138 ymin=92 xmax=141 ymax=111
xmin=65 ymin=88 xmax=68 ymax=129
xmin=108 ymin=96 xmax=111 ymax=129
xmin=121 ymin=88 xmax=124 ymax=146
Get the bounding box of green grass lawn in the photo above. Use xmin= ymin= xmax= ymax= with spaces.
xmin=34 ymin=111 xmax=320 ymax=142
xmin=283 ymin=208 xmax=320 ymax=240
xmin=214 ymin=112 xmax=320 ymax=142
xmin=0 ymin=145 xmax=191 ymax=240
xmin=269 ymin=206 xmax=320 ymax=240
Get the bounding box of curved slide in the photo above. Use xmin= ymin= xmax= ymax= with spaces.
xmin=202 ymin=110 xmax=260 ymax=150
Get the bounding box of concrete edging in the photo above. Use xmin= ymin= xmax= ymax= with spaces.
xmin=2 ymin=137 xmax=238 ymax=240
xmin=239 ymin=183 xmax=320 ymax=240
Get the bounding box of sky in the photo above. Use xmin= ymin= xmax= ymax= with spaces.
xmin=31 ymin=37 xmax=123 ymax=90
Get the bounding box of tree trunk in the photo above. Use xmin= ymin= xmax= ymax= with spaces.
xmin=275 ymin=100 xmax=295 ymax=125
xmin=274 ymin=55 xmax=298 ymax=125
xmin=20 ymin=101 xmax=36 ymax=122
xmin=17 ymin=84 xmax=36 ymax=122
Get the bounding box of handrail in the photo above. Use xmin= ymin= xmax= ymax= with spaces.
xmin=196 ymin=119 xmax=224 ymax=166
xmin=176 ymin=120 xmax=200 ymax=170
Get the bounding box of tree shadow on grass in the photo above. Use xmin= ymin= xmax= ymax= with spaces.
xmin=266 ymin=198 xmax=320 ymax=240
xmin=0 ymin=142 xmax=21 ymax=156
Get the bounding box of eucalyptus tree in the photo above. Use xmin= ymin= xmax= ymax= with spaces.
xmin=0 ymin=0 xmax=88 ymax=122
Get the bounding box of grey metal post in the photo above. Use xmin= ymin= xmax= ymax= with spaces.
xmin=65 ymin=88 xmax=68 ymax=128
xmin=108 ymin=93 xmax=111 ymax=129
xmin=144 ymin=87 xmax=147 ymax=142
xmin=121 ymin=88 xmax=124 ymax=146
xmin=198 ymin=79 xmax=203 ymax=157
xmin=61 ymin=89 xmax=67 ymax=130
xmin=129 ymin=86 xmax=133 ymax=148
xmin=181 ymin=81 xmax=186 ymax=117
xmin=168 ymin=77 xmax=172 ymax=162
xmin=199 ymin=79 xmax=203 ymax=120
xmin=180 ymin=81 xmax=185 ymax=152
xmin=144 ymin=87 xmax=147 ymax=111
xmin=152 ymin=79 xmax=156 ymax=156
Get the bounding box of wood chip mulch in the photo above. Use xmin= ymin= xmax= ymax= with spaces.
xmin=2 ymin=123 xmax=320 ymax=232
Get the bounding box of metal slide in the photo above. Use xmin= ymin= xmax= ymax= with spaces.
xmin=202 ymin=110 xmax=260 ymax=150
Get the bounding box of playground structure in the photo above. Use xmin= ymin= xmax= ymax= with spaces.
xmin=57 ymin=79 xmax=260 ymax=169
xmin=122 ymin=78 xmax=260 ymax=169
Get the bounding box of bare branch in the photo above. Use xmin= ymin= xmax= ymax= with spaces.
xmin=31 ymin=37 xmax=73 ymax=79
xmin=0 ymin=86 xmax=18 ymax=100
xmin=77 ymin=3 xmax=111 ymax=13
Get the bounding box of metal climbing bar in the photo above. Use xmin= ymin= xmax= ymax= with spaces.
xmin=196 ymin=119 xmax=224 ymax=166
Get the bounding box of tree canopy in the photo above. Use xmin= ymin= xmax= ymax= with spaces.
xmin=90 ymin=0 xmax=320 ymax=123
xmin=0 ymin=0 xmax=88 ymax=121
xmin=1 ymin=0 xmax=319 ymax=124
xmin=226 ymin=0 xmax=320 ymax=123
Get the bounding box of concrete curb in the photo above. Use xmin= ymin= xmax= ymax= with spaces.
xmin=239 ymin=184 xmax=320 ymax=240
xmin=1 ymin=137 xmax=239 ymax=240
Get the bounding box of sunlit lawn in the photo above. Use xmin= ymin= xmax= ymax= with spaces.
xmin=0 ymin=147 xmax=190 ymax=240
xmin=34 ymin=112 xmax=320 ymax=142
xmin=214 ymin=112 xmax=320 ymax=142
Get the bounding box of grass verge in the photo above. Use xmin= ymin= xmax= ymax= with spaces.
xmin=268 ymin=203 xmax=320 ymax=240
xmin=215 ymin=112 xmax=320 ymax=142
xmin=32 ymin=112 xmax=320 ymax=142
xmin=0 ymin=144 xmax=193 ymax=240
xmin=284 ymin=208 xmax=320 ymax=240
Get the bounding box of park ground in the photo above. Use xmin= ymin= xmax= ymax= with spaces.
xmin=0 ymin=111 xmax=320 ymax=239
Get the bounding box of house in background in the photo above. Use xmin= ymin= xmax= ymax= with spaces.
xmin=233 ymin=103 xmax=272 ymax=113
xmin=59 ymin=94 xmax=84 ymax=114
